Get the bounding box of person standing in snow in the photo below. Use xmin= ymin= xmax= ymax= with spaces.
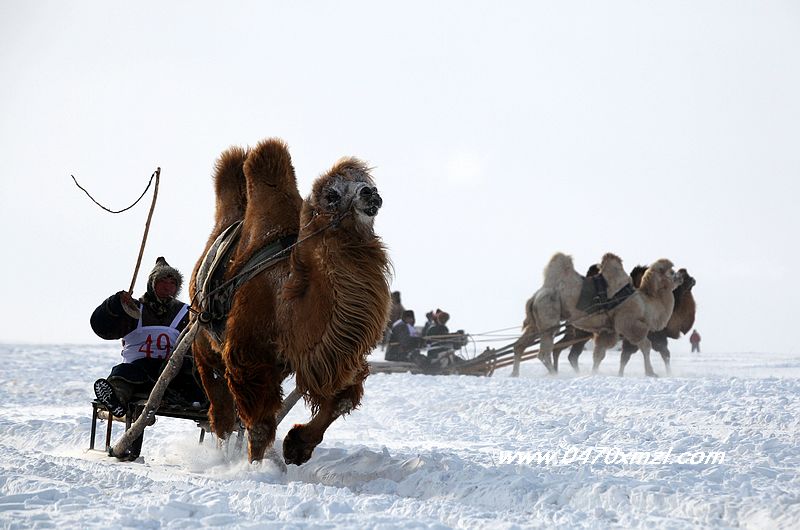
xmin=690 ymin=329 xmax=701 ymax=353
xmin=90 ymin=257 xmax=206 ymax=421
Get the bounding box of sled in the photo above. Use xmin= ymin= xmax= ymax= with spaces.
xmin=370 ymin=323 xmax=590 ymax=377
xmin=89 ymin=393 xmax=244 ymax=454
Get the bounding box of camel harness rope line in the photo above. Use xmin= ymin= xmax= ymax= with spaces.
xmin=446 ymin=284 xmax=638 ymax=375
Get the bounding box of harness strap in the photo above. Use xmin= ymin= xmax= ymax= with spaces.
xmin=599 ymin=283 xmax=635 ymax=311
xmin=194 ymin=222 xmax=297 ymax=343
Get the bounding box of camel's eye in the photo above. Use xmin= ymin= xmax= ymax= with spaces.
xmin=325 ymin=189 xmax=340 ymax=204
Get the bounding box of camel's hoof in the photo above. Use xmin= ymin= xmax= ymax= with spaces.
xmin=283 ymin=425 xmax=320 ymax=466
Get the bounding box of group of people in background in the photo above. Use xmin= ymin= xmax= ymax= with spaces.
xmin=383 ymin=291 xmax=465 ymax=368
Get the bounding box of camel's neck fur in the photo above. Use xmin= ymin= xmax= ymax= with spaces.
xmin=280 ymin=205 xmax=390 ymax=400
xmin=666 ymin=288 xmax=696 ymax=337
xmin=638 ymin=268 xmax=676 ymax=331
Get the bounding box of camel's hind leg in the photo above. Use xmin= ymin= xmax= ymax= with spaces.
xmin=283 ymin=382 xmax=364 ymax=466
xmin=193 ymin=333 xmax=237 ymax=437
xmin=511 ymin=330 xmax=537 ymax=377
xmin=619 ymin=339 xmax=638 ymax=377
xmin=651 ymin=334 xmax=671 ymax=375
xmin=636 ymin=338 xmax=658 ymax=377
xmin=659 ymin=347 xmax=672 ymax=376
xmin=591 ymin=331 xmax=617 ymax=374
xmin=538 ymin=333 xmax=556 ymax=375
xmin=568 ymin=340 xmax=587 ymax=372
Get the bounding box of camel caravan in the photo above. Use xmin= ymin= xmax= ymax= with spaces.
xmin=510 ymin=252 xmax=697 ymax=378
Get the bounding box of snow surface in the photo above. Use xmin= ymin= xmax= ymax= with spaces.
xmin=1 ymin=342 xmax=799 ymax=529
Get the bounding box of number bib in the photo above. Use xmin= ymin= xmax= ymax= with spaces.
xmin=120 ymin=304 xmax=189 ymax=363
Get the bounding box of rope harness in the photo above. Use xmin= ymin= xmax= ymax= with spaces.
xmin=192 ymin=211 xmax=348 ymax=344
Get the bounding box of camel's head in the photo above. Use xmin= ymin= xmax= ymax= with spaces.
xmin=640 ymin=259 xmax=682 ymax=296
xmin=675 ymin=268 xmax=695 ymax=291
xmin=310 ymin=157 xmax=382 ymax=229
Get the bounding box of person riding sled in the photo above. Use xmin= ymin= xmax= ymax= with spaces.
xmin=91 ymin=257 xmax=206 ymax=423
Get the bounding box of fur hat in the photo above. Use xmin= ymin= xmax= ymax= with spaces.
xmin=147 ymin=257 xmax=183 ymax=299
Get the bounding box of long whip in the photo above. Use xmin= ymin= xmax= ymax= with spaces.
xmin=71 ymin=167 xmax=161 ymax=294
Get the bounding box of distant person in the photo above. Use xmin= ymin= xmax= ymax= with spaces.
xmin=385 ymin=310 xmax=425 ymax=363
xmin=382 ymin=291 xmax=405 ymax=349
xmin=423 ymin=311 xmax=467 ymax=367
xmin=91 ymin=257 xmax=207 ymax=420
xmin=690 ymin=329 xmax=701 ymax=353
xmin=424 ymin=310 xmax=451 ymax=361
xmin=388 ymin=291 xmax=405 ymax=324
xmin=421 ymin=308 xmax=442 ymax=337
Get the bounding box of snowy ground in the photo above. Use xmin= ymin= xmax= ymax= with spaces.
xmin=1 ymin=342 xmax=799 ymax=529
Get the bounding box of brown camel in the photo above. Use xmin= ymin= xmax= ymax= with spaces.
xmin=511 ymin=253 xmax=629 ymax=376
xmin=619 ymin=267 xmax=696 ymax=375
xmin=190 ymin=138 xmax=390 ymax=464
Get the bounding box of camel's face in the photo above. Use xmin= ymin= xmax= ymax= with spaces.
xmin=313 ymin=162 xmax=383 ymax=227
xmin=676 ymin=268 xmax=695 ymax=290
xmin=651 ymin=259 xmax=681 ymax=291
xmin=320 ymin=178 xmax=382 ymax=219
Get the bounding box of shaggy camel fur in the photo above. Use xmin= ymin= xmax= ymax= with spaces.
xmin=619 ymin=267 xmax=696 ymax=376
xmin=586 ymin=257 xmax=682 ymax=376
xmin=190 ymin=139 xmax=390 ymax=463
xmin=511 ymin=253 xmax=629 ymax=376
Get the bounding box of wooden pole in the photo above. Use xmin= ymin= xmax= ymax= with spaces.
xmin=128 ymin=167 xmax=161 ymax=295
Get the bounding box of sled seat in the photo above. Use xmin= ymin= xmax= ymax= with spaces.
xmin=89 ymin=394 xmax=213 ymax=452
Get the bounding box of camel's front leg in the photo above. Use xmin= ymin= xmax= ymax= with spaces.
xmin=283 ymin=383 xmax=362 ymax=466
xmin=224 ymin=346 xmax=284 ymax=462
xmin=592 ymin=342 xmax=607 ymax=374
xmin=193 ymin=333 xmax=237 ymax=438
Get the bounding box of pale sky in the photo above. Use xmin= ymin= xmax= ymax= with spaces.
xmin=1 ymin=1 xmax=799 ymax=354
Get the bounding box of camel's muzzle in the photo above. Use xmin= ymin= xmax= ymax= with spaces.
xmin=358 ymin=186 xmax=382 ymax=217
